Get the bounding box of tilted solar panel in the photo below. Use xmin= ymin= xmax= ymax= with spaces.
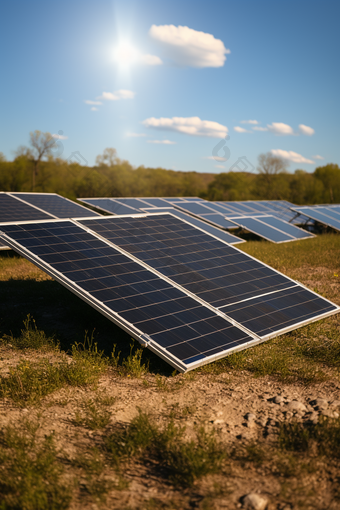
xmin=0 ymin=218 xmax=254 ymax=371
xmin=11 ymin=193 xmax=100 ymax=218
xmin=292 ymin=207 xmax=340 ymax=232
xmin=141 ymin=207 xmax=245 ymax=245
xmin=0 ymin=193 xmax=53 ymax=222
xmin=78 ymin=214 xmax=338 ymax=339
xmin=247 ymin=215 xmax=314 ymax=240
xmin=79 ymin=198 xmax=139 ymax=215
xmin=227 ymin=216 xmax=295 ymax=243
xmin=1 ymin=213 xmax=338 ymax=371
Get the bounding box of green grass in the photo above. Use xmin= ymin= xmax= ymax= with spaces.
xmin=0 ymin=333 xmax=109 ymax=405
xmin=279 ymin=416 xmax=340 ymax=458
xmin=72 ymin=395 xmax=115 ymax=430
xmin=1 ymin=314 xmax=58 ymax=351
xmin=0 ymin=420 xmax=71 ymax=510
xmin=104 ymin=410 xmax=225 ymax=487
xmin=239 ymin=233 xmax=340 ymax=273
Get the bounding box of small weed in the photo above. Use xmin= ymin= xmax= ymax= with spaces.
xmin=120 ymin=342 xmax=149 ymax=377
xmin=1 ymin=314 xmax=58 ymax=351
xmin=72 ymin=448 xmax=113 ymax=503
xmin=104 ymin=410 xmax=225 ymax=487
xmin=0 ymin=419 xmax=71 ymax=510
xmin=0 ymin=333 xmax=109 ymax=405
xmin=231 ymin=441 xmax=267 ymax=466
xmin=72 ymin=395 xmax=115 ymax=430
xmin=278 ymin=416 xmax=340 ymax=459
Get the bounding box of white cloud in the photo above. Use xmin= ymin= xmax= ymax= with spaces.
xmin=252 ymin=126 xmax=268 ymax=132
xmin=271 ymin=149 xmax=314 ymax=164
xmin=126 ymin=132 xmax=147 ymax=138
xmin=240 ymin=120 xmax=258 ymax=125
xmin=147 ymin=139 xmax=176 ymax=145
xmin=267 ymin=122 xmax=294 ymax=135
xmin=204 ymin=156 xmax=226 ymax=161
xmin=91 ymin=107 xmax=98 ymax=111
xmin=52 ymin=133 xmax=68 ymax=140
xmin=299 ymin=124 xmax=315 ymax=136
xmin=97 ymin=90 xmax=135 ymax=101
xmin=84 ymin=100 xmax=102 ymax=105
xmin=140 ymin=54 xmax=163 ymax=66
xmin=313 ymin=154 xmax=324 ymax=160
xmin=142 ymin=116 xmax=228 ymax=138
xmin=234 ymin=126 xmax=251 ymax=133
xmin=215 ymin=165 xmax=225 ymax=169
xmin=149 ymin=24 xmax=230 ymax=68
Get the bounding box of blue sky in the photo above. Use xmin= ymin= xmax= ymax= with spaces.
xmin=1 ymin=0 xmax=339 ymax=173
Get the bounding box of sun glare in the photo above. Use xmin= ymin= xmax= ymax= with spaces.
xmin=114 ymin=42 xmax=139 ymax=66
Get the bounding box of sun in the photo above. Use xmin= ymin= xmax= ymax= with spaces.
xmin=114 ymin=42 xmax=139 ymax=67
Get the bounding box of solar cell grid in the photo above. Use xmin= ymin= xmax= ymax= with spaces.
xmin=12 ymin=193 xmax=99 ymax=218
xmin=80 ymin=198 xmax=139 ymax=215
xmin=79 ymin=215 xmax=304 ymax=316
xmin=0 ymin=193 xmax=53 ymax=222
xmin=0 ymin=218 xmax=255 ymax=370
xmin=228 ymin=216 xmax=294 ymax=243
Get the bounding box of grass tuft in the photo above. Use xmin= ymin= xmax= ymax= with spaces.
xmin=0 ymin=420 xmax=71 ymax=510
xmin=1 ymin=314 xmax=58 ymax=351
xmin=104 ymin=410 xmax=225 ymax=487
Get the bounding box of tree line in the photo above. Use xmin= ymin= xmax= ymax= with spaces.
xmin=0 ymin=131 xmax=339 ymax=204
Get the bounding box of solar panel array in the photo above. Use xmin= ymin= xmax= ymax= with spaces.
xmin=291 ymin=205 xmax=340 ymax=232
xmin=1 ymin=212 xmax=338 ymax=372
xmin=0 ymin=192 xmax=100 ymax=249
xmin=227 ymin=216 xmax=314 ymax=243
xmin=79 ymin=197 xmax=243 ymax=245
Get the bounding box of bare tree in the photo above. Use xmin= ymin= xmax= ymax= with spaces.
xmin=257 ymin=152 xmax=289 ymax=175
xmin=95 ymin=148 xmax=118 ymax=167
xmin=29 ymin=130 xmax=56 ymax=191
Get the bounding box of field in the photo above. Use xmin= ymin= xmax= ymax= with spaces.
xmin=0 ymin=234 xmax=339 ymax=510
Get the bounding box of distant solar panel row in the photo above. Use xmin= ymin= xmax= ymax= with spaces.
xmin=291 ymin=205 xmax=340 ymax=232
xmin=228 ymin=216 xmax=314 ymax=243
xmin=0 ymin=192 xmax=100 ymax=249
xmin=79 ymin=197 xmax=243 ymax=245
xmin=1 ymin=213 xmax=337 ymax=372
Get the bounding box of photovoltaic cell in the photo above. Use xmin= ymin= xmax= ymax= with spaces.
xmin=0 ymin=219 xmax=254 ymax=371
xmin=12 ymin=193 xmax=99 ymax=218
xmin=79 ymin=214 xmax=338 ymax=338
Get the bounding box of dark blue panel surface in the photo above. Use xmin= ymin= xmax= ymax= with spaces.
xmin=294 ymin=207 xmax=340 ymax=231
xmin=0 ymin=193 xmax=53 ymax=222
xmin=257 ymin=216 xmax=313 ymax=239
xmin=230 ymin=217 xmax=294 ymax=242
xmin=81 ymin=198 xmax=138 ymax=215
xmin=79 ymin=215 xmax=296 ymax=311
xmin=0 ymin=220 xmax=252 ymax=366
xmin=220 ymin=287 xmax=336 ymax=336
xmin=13 ymin=193 xmax=99 ymax=218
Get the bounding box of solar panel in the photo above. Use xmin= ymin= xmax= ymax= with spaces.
xmin=139 ymin=198 xmax=169 ymax=208
xmin=79 ymin=198 xmax=140 ymax=215
xmin=11 ymin=193 xmax=100 ymax=218
xmin=78 ymin=214 xmax=338 ymax=338
xmin=0 ymin=218 xmax=254 ymax=371
xmin=250 ymin=215 xmax=314 ymax=240
xmin=0 ymin=193 xmax=53 ymax=222
xmin=117 ymin=198 xmax=154 ymax=210
xmin=141 ymin=207 xmax=245 ymax=245
xmin=1 ymin=213 xmax=338 ymax=372
xmin=227 ymin=216 xmax=295 ymax=243
xmin=174 ymin=202 xmax=237 ymax=229
xmin=292 ymin=207 xmax=340 ymax=232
